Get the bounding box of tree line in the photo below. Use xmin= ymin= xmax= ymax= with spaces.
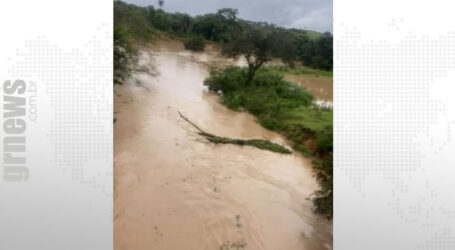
xmin=114 ymin=0 xmax=332 ymax=71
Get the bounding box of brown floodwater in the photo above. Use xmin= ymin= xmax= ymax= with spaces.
xmin=114 ymin=42 xmax=332 ymax=250
xmin=284 ymin=74 xmax=333 ymax=103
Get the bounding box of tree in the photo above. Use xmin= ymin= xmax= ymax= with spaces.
xmin=295 ymin=32 xmax=333 ymax=70
xmin=192 ymin=14 xmax=224 ymax=41
xmin=184 ymin=36 xmax=205 ymax=51
xmin=222 ymin=28 xmax=284 ymax=85
xmin=216 ymin=8 xmax=238 ymax=21
xmin=180 ymin=14 xmax=192 ymax=34
xmin=147 ymin=7 xmax=171 ymax=31
xmin=192 ymin=9 xmax=241 ymax=42
xmin=170 ymin=13 xmax=192 ymax=34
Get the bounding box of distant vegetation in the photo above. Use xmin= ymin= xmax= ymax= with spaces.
xmin=114 ymin=0 xmax=332 ymax=70
xmin=184 ymin=36 xmax=205 ymax=51
xmin=114 ymin=26 xmax=135 ymax=83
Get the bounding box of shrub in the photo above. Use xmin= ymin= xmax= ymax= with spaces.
xmin=316 ymin=125 xmax=333 ymax=154
xmin=114 ymin=1 xmax=155 ymax=41
xmin=184 ymin=37 xmax=206 ymax=51
xmin=204 ymin=67 xmax=245 ymax=93
xmin=114 ymin=27 xmax=134 ymax=84
xmin=204 ymin=67 xmax=314 ymax=111
xmin=313 ymin=154 xmax=333 ymax=219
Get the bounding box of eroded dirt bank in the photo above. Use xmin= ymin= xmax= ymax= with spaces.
xmin=114 ymin=41 xmax=332 ymax=250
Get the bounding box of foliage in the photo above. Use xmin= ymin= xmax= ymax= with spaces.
xmin=192 ymin=10 xmax=241 ymax=42
xmin=184 ymin=36 xmax=205 ymax=51
xmin=114 ymin=26 xmax=135 ymax=83
xmin=205 ymin=67 xmax=314 ymax=108
xmin=204 ymin=67 xmax=333 ymax=218
xmin=222 ymin=28 xmax=293 ymax=85
xmin=114 ymin=1 xmax=155 ymax=40
xmin=295 ymin=32 xmax=333 ymax=70
xmin=313 ymin=154 xmax=333 ymax=219
xmin=114 ymin=1 xmax=332 ymax=71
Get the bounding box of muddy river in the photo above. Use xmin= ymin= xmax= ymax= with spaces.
xmin=114 ymin=42 xmax=332 ymax=250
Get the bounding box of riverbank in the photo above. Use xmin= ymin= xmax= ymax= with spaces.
xmin=204 ymin=64 xmax=333 ymax=218
xmin=114 ymin=42 xmax=332 ymax=250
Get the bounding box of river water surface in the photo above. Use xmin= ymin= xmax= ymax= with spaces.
xmin=114 ymin=42 xmax=332 ymax=250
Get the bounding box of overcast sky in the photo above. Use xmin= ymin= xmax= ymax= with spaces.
xmin=122 ymin=0 xmax=332 ymax=33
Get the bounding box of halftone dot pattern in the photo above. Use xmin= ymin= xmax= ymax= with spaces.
xmin=417 ymin=228 xmax=455 ymax=250
xmin=8 ymin=24 xmax=112 ymax=200
xmin=335 ymin=22 xmax=455 ymax=249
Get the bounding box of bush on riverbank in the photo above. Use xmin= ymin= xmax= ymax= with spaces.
xmin=313 ymin=153 xmax=333 ymax=219
xmin=184 ymin=37 xmax=206 ymax=51
xmin=114 ymin=26 xmax=136 ymax=84
xmin=204 ymin=67 xmax=333 ymax=218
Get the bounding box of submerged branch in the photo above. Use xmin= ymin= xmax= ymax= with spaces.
xmin=178 ymin=111 xmax=292 ymax=154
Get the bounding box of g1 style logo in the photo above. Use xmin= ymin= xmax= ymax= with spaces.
xmin=2 ymin=79 xmax=37 ymax=182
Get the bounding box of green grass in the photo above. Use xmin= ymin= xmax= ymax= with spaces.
xmin=267 ymin=65 xmax=333 ymax=78
xmin=278 ymin=106 xmax=333 ymax=132
xmin=204 ymin=67 xmax=332 ymax=144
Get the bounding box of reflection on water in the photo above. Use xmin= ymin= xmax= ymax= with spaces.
xmin=114 ymin=42 xmax=332 ymax=250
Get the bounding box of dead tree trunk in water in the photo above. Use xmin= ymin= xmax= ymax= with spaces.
xmin=178 ymin=111 xmax=291 ymax=154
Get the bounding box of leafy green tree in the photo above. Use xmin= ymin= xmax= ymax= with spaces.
xmin=192 ymin=9 xmax=241 ymax=42
xmin=295 ymin=32 xmax=333 ymax=70
xmin=184 ymin=36 xmax=205 ymax=51
xmin=147 ymin=7 xmax=172 ymax=31
xmin=114 ymin=1 xmax=154 ymax=40
xmin=222 ymin=28 xmax=285 ymax=85
xmin=217 ymin=8 xmax=238 ymax=21
xmin=178 ymin=13 xmax=192 ymax=34
xmin=192 ymin=14 xmax=225 ymax=41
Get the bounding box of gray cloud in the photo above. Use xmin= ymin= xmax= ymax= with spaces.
xmin=121 ymin=0 xmax=333 ymax=33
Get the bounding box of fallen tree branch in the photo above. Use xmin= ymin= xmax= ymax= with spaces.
xmin=178 ymin=111 xmax=292 ymax=154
